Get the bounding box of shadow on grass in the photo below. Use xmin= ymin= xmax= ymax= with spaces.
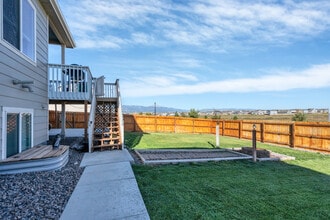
xmin=124 ymin=132 xmax=149 ymax=149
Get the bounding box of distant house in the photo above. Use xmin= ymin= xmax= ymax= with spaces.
xmin=0 ymin=0 xmax=74 ymax=160
xmin=307 ymin=108 xmax=317 ymax=114
xmin=254 ymin=110 xmax=267 ymax=115
xmin=267 ymin=110 xmax=278 ymax=115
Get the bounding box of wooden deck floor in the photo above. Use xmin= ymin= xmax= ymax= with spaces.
xmin=2 ymin=145 xmax=69 ymax=163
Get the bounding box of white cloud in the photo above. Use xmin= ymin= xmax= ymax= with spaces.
xmin=60 ymin=0 xmax=330 ymax=50
xmin=171 ymin=73 xmax=199 ymax=82
xmin=122 ymin=63 xmax=330 ymax=97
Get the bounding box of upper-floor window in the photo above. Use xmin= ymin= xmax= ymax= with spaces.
xmin=2 ymin=0 xmax=36 ymax=61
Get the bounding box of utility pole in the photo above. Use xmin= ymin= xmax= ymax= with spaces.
xmin=154 ymin=102 xmax=156 ymax=115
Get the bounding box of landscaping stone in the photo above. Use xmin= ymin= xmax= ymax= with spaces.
xmin=0 ymin=149 xmax=84 ymax=219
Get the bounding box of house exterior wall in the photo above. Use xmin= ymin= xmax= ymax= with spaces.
xmin=0 ymin=0 xmax=49 ymax=158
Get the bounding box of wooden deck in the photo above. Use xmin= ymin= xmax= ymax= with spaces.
xmin=2 ymin=145 xmax=69 ymax=163
xmin=0 ymin=145 xmax=70 ymax=174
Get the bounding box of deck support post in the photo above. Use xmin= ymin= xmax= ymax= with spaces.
xmin=61 ymin=102 xmax=66 ymax=137
xmin=61 ymin=44 xmax=66 ymax=64
xmin=84 ymin=100 xmax=88 ymax=141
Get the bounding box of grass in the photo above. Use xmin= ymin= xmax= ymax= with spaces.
xmin=125 ymin=132 xmax=268 ymax=150
xmin=126 ymin=132 xmax=330 ymax=219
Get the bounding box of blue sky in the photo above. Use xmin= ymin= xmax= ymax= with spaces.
xmin=49 ymin=0 xmax=330 ymax=110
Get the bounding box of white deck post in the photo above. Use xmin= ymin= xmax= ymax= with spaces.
xmin=60 ymin=45 xmax=66 ymax=137
xmin=61 ymin=103 xmax=66 ymax=137
xmin=61 ymin=45 xmax=66 ymax=64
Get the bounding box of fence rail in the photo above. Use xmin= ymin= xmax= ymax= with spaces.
xmin=49 ymin=112 xmax=330 ymax=153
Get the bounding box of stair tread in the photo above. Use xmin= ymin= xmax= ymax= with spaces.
xmin=93 ymin=144 xmax=122 ymax=149
xmin=94 ymin=138 xmax=120 ymax=142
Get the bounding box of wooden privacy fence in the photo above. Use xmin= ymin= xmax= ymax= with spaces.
xmin=49 ymin=111 xmax=330 ymax=153
xmin=124 ymin=115 xmax=330 ymax=153
xmin=49 ymin=110 xmax=87 ymax=129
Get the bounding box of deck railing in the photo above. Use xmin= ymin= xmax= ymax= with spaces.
xmin=48 ymin=64 xmax=93 ymax=102
xmin=98 ymin=82 xmax=118 ymax=98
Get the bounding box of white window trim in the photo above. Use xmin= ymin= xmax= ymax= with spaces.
xmin=0 ymin=0 xmax=2 ymax=39
xmin=1 ymin=107 xmax=34 ymax=160
xmin=0 ymin=0 xmax=37 ymax=64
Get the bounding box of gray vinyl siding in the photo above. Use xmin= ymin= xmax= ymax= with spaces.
xmin=0 ymin=0 xmax=49 ymax=158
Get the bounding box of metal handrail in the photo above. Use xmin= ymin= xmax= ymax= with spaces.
xmin=48 ymin=64 xmax=93 ymax=102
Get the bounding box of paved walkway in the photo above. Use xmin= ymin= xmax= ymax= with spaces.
xmin=60 ymin=149 xmax=150 ymax=220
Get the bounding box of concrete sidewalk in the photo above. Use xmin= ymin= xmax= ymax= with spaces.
xmin=60 ymin=149 xmax=150 ymax=220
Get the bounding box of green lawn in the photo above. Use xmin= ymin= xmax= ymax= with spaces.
xmin=125 ymin=131 xmax=262 ymax=149
xmin=125 ymin=132 xmax=330 ymax=219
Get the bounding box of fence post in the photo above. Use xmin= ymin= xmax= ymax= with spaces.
xmin=55 ymin=105 xmax=58 ymax=128
xmin=193 ymin=118 xmax=195 ymax=134
xmin=73 ymin=112 xmax=76 ymax=128
xmin=222 ymin=120 xmax=225 ymax=136
xmin=290 ymin=123 xmax=295 ymax=148
xmin=134 ymin=115 xmax=137 ymax=132
xmin=174 ymin=117 xmax=176 ymax=133
xmin=252 ymin=124 xmax=257 ymax=162
xmin=260 ymin=122 xmax=265 ymax=143
xmin=239 ymin=120 xmax=242 ymax=139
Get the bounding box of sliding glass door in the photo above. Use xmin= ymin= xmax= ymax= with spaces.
xmin=21 ymin=113 xmax=32 ymax=151
xmin=2 ymin=108 xmax=33 ymax=159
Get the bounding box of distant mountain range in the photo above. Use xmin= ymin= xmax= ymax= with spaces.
xmin=122 ymin=105 xmax=254 ymax=114
xmin=122 ymin=105 xmax=186 ymax=114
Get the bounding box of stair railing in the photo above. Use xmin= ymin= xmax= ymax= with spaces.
xmin=115 ymin=79 xmax=125 ymax=147
xmin=88 ymin=79 xmax=97 ymax=153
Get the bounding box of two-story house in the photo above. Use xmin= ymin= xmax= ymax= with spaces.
xmin=0 ymin=0 xmax=124 ymax=174
xmin=0 ymin=0 xmax=74 ymax=160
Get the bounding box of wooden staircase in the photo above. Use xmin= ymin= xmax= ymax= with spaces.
xmin=92 ymin=99 xmax=122 ymax=150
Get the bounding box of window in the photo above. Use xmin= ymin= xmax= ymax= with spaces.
xmin=2 ymin=107 xmax=33 ymax=159
xmin=2 ymin=0 xmax=36 ymax=61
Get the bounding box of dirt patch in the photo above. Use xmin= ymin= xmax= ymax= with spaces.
xmin=133 ymin=148 xmax=295 ymax=164
xmin=134 ymin=149 xmax=251 ymax=164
